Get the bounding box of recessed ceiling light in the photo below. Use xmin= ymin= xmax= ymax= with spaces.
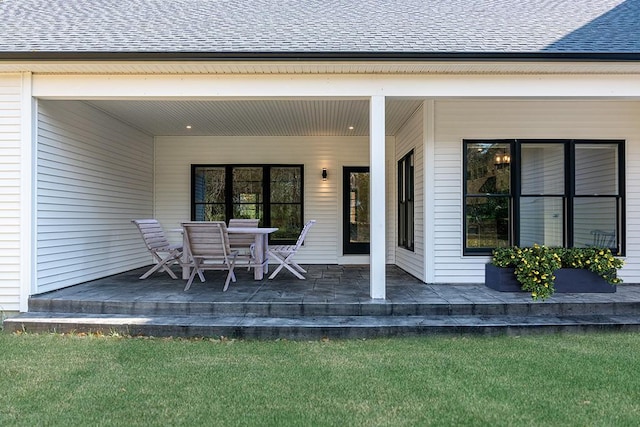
xmin=348 ymin=126 xmax=354 ymax=130
xmin=186 ymin=125 xmax=192 ymax=129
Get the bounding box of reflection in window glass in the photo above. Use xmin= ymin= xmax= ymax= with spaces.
xmin=192 ymin=165 xmax=303 ymax=243
xmin=193 ymin=167 xmax=226 ymax=221
xmin=466 ymin=142 xmax=510 ymax=195
xmin=465 ymin=142 xmax=511 ymax=250
xmin=519 ymin=197 xmax=563 ymax=247
xmin=465 ymin=196 xmax=510 ymax=249
xmin=270 ymin=167 xmax=303 ymax=240
xmin=270 ymin=205 xmax=302 ymax=240
xmin=573 ymin=198 xmax=617 ymax=248
xmin=232 ymin=167 xmax=263 ymax=219
xmin=271 ymin=167 xmax=302 ymax=203
xmin=349 ymin=172 xmax=370 ymax=244
xmin=575 ymin=144 xmax=618 ymax=195
xmin=521 ymin=143 xmax=564 ymax=195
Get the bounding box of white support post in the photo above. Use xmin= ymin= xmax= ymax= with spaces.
xmin=369 ymin=95 xmax=386 ymax=299
xmin=19 ymin=72 xmax=34 ymax=312
xmin=424 ymin=100 xmax=436 ymax=283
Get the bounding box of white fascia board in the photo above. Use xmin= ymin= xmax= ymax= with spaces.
xmin=3 ymin=60 xmax=640 ymax=75
xmin=32 ymin=73 xmax=640 ymax=99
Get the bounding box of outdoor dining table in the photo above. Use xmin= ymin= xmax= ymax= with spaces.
xmin=175 ymin=225 xmax=278 ymax=281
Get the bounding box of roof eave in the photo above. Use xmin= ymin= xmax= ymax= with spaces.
xmin=0 ymin=51 xmax=639 ymax=62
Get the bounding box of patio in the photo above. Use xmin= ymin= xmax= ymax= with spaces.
xmin=6 ymin=264 xmax=640 ymax=339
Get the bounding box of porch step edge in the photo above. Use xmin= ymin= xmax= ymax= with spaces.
xmin=5 ymin=312 xmax=640 ymax=340
xmin=26 ymin=298 xmax=640 ymax=317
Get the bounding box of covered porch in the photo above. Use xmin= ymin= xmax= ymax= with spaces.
xmin=18 ymin=70 xmax=640 ymax=314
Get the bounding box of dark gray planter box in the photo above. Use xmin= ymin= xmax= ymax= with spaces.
xmin=485 ymin=264 xmax=616 ymax=293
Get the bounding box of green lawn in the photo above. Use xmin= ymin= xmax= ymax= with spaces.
xmin=1 ymin=332 xmax=639 ymax=426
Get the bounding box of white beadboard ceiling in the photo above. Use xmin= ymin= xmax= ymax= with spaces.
xmin=85 ymin=99 xmax=423 ymax=136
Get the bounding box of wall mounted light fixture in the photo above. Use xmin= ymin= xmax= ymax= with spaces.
xmin=322 ymin=168 xmax=328 ymax=181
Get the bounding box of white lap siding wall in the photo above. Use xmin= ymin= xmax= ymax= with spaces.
xmin=431 ymin=99 xmax=640 ymax=284
xmin=394 ymin=105 xmax=425 ymax=281
xmin=154 ymin=135 xmax=398 ymax=265
xmin=36 ymin=100 xmax=154 ymax=293
xmin=0 ymin=74 xmax=23 ymax=311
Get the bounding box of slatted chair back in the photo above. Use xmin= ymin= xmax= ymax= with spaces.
xmin=293 ymin=220 xmax=316 ymax=250
xmin=132 ymin=219 xmax=182 ymax=279
xmin=183 ymin=221 xmax=231 ymax=259
xmin=133 ymin=218 xmax=173 ymax=252
xmin=228 ymin=218 xmax=260 ymax=251
xmin=181 ymin=221 xmax=237 ymax=291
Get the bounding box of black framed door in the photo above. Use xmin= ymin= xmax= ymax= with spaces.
xmin=343 ymin=167 xmax=370 ymax=254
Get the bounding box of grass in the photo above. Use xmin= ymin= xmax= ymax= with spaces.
xmin=1 ymin=332 xmax=640 ymax=426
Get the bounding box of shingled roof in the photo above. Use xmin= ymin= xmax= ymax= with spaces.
xmin=1 ymin=0 xmax=639 ymax=59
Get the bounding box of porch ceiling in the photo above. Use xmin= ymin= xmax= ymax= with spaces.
xmin=84 ymin=99 xmax=424 ymax=136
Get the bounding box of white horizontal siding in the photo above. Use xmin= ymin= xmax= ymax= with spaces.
xmin=155 ymin=136 xmax=373 ymax=264
xmin=36 ymin=100 xmax=154 ymax=293
xmin=394 ymin=105 xmax=425 ymax=280
xmin=0 ymin=74 xmax=22 ymax=311
xmin=432 ymin=99 xmax=640 ymax=284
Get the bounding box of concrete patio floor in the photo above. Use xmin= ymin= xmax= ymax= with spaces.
xmin=24 ymin=264 xmax=640 ymax=305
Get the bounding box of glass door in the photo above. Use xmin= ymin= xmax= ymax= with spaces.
xmin=343 ymin=167 xmax=370 ymax=254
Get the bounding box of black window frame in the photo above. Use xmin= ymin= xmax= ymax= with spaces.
xmin=463 ymin=139 xmax=625 ymax=256
xmin=191 ymin=164 xmax=304 ymax=244
xmin=398 ymin=150 xmax=415 ymax=251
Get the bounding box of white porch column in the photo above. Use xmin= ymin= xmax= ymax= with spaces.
xmin=369 ymin=95 xmax=386 ymax=299
xmin=20 ymin=72 xmax=34 ymax=312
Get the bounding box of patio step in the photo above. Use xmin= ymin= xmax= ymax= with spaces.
xmin=5 ymin=312 xmax=640 ymax=339
xmin=24 ymin=297 xmax=640 ymax=318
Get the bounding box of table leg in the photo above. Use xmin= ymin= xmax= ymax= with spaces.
xmin=262 ymin=234 xmax=270 ymax=276
xmin=182 ymin=233 xmax=190 ymax=280
xmin=253 ymin=234 xmax=265 ymax=280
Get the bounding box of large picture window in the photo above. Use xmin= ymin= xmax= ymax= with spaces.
xmin=464 ymin=140 xmax=624 ymax=255
xmin=192 ymin=164 xmax=304 ymax=243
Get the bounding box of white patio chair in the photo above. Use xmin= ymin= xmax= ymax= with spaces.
xmin=181 ymin=221 xmax=238 ymax=291
xmin=132 ymin=219 xmax=183 ymax=280
xmin=228 ymin=218 xmax=260 ymax=270
xmin=268 ymin=220 xmax=316 ymax=280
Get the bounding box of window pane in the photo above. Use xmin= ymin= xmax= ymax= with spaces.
xmin=270 ymin=204 xmax=302 ymax=241
xmin=232 ymin=167 xmax=263 ymax=220
xmin=232 ymin=167 xmax=263 ymax=203
xmin=521 ymin=143 xmax=564 ymax=195
xmin=466 ymin=143 xmax=510 ymax=195
xmin=519 ymin=197 xmax=563 ymax=247
xmin=573 ymin=198 xmax=617 ymax=248
xmin=271 ymin=167 xmax=302 ymax=203
xmin=194 ymin=167 xmax=225 ymax=203
xmin=232 ymin=204 xmax=263 ymax=222
xmin=194 ymin=203 xmax=225 ymax=221
xmin=466 ymin=196 xmax=510 ymax=249
xmin=575 ymin=144 xmax=619 ymax=195
xmin=349 ymin=172 xmax=370 ymax=244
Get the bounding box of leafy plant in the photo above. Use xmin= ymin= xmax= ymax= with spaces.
xmin=492 ymin=245 xmax=624 ymax=300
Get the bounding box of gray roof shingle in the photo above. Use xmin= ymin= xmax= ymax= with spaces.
xmin=0 ymin=0 xmax=638 ymax=56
